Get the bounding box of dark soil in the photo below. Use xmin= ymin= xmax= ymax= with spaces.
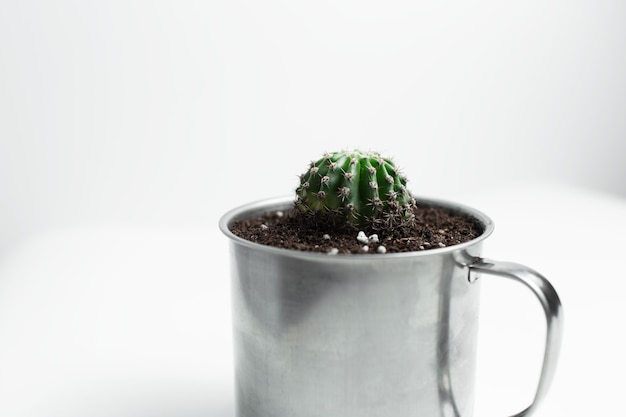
xmin=229 ymin=202 xmax=482 ymax=255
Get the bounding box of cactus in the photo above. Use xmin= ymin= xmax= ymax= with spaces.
xmin=295 ymin=150 xmax=416 ymax=227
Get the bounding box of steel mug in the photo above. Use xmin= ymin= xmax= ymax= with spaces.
xmin=219 ymin=197 xmax=562 ymax=417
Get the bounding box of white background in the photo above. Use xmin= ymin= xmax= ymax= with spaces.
xmin=1 ymin=1 xmax=625 ymax=416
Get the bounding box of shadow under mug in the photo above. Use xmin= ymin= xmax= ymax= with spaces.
xmin=219 ymin=197 xmax=563 ymax=417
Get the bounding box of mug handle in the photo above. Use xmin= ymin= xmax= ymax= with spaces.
xmin=469 ymin=259 xmax=563 ymax=417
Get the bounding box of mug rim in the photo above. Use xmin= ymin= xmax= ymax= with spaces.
xmin=219 ymin=195 xmax=495 ymax=261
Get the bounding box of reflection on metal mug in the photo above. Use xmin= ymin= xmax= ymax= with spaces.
xmin=220 ymin=197 xmax=562 ymax=417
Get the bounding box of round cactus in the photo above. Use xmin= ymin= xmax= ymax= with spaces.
xmin=295 ymin=150 xmax=416 ymax=227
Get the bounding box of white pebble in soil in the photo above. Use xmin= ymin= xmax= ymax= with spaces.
xmin=377 ymin=245 xmax=387 ymax=254
xmin=362 ymin=245 xmax=369 ymax=252
xmin=260 ymin=224 xmax=268 ymax=230
xmin=276 ymin=211 xmax=284 ymax=217
xmin=323 ymin=234 xmax=331 ymax=240
xmin=328 ymin=248 xmax=339 ymax=255
xmin=368 ymin=234 xmax=379 ymax=243
xmin=357 ymin=231 xmax=368 ymax=244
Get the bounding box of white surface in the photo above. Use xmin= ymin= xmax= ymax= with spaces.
xmin=0 ymin=226 xmax=233 ymax=417
xmin=466 ymin=183 xmax=626 ymax=416
xmin=0 ymin=183 xmax=624 ymax=416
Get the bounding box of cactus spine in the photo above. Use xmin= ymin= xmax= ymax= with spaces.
xmin=296 ymin=150 xmax=415 ymax=226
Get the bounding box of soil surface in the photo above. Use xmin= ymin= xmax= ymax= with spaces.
xmin=229 ymin=201 xmax=483 ymax=254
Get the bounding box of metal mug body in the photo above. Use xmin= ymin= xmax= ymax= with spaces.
xmin=220 ymin=197 xmax=495 ymax=417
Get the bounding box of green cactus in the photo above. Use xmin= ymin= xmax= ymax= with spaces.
xmin=295 ymin=150 xmax=416 ymax=227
